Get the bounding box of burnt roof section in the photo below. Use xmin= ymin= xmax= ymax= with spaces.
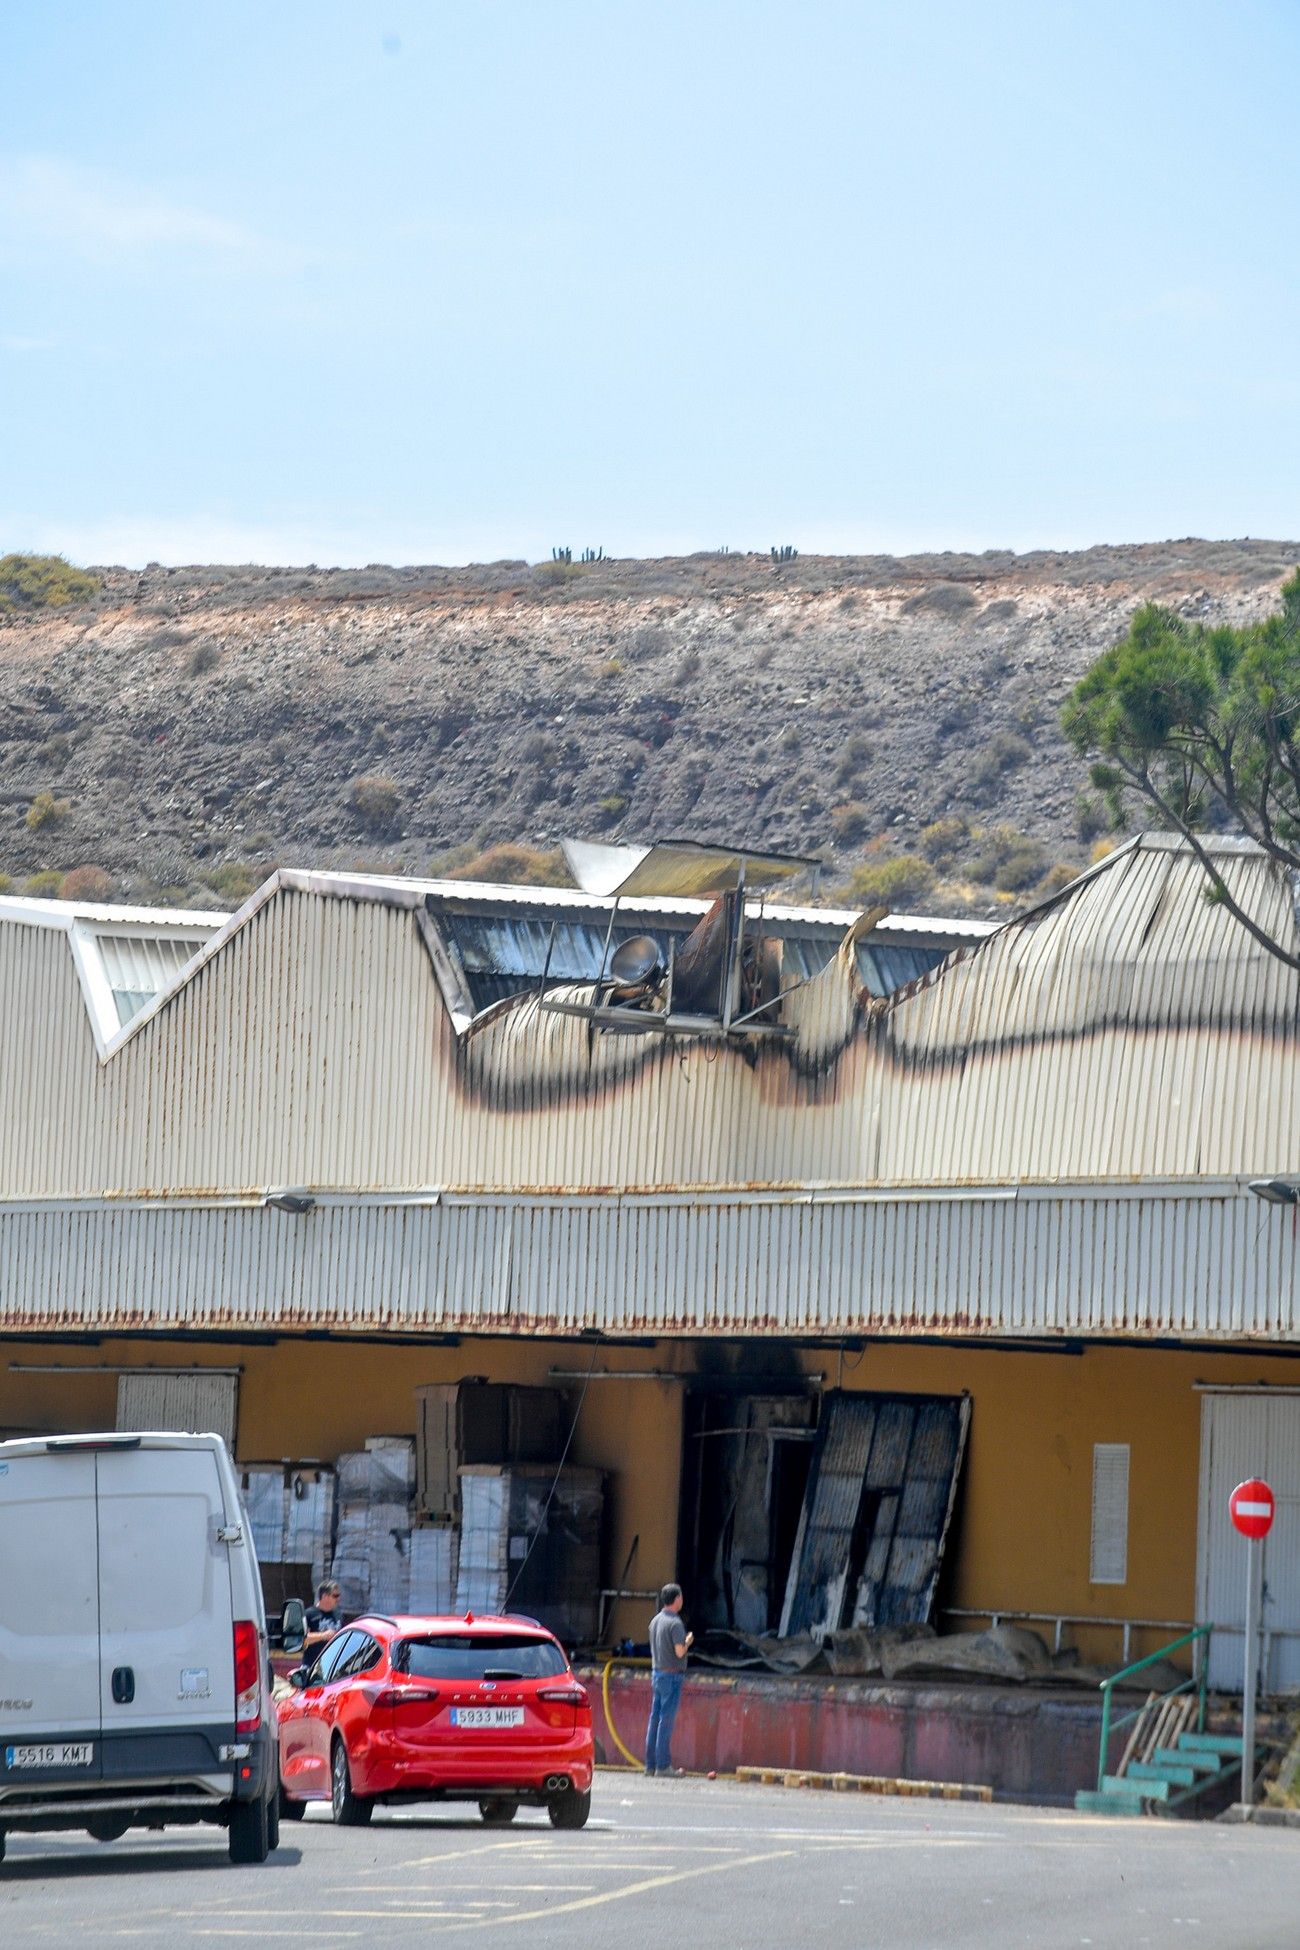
xmin=422 ymin=885 xmax=972 ymax=1020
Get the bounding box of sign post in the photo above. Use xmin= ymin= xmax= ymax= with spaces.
xmin=1229 ymin=1476 xmax=1275 ymax=1807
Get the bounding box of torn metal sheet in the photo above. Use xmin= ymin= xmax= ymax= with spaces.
xmin=779 ymin=1391 xmax=971 ymax=1640
xmin=691 ymin=1629 xmax=825 ymax=1674
xmin=603 ymin=840 xmax=819 ymax=899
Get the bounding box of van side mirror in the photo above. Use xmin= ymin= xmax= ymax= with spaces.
xmin=280 ymin=1599 xmax=307 ymax=1654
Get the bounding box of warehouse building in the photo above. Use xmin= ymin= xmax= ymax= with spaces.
xmin=0 ymin=840 xmax=1297 ymax=1701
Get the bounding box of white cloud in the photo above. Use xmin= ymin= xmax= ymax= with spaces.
xmin=0 ymin=331 xmax=54 ymax=352
xmin=0 ymin=155 xmax=288 ymax=270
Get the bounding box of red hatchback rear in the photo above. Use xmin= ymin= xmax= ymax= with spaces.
xmin=277 ymin=1613 xmax=594 ymax=1829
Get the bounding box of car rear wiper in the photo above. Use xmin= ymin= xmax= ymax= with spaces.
xmin=481 ymin=1668 xmax=523 ymax=1680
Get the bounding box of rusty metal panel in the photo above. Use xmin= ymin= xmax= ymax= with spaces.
xmin=1 ymin=841 xmax=1300 ymax=1242
xmin=1 ymin=1181 xmax=1298 ymax=1342
xmin=2 ymin=873 xmax=968 ymax=1204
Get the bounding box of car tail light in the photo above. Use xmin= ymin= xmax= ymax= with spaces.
xmin=372 ymin=1686 xmax=441 ymax=1708
xmin=233 ymin=1620 xmax=261 ymax=1734
xmin=537 ymin=1685 xmax=588 ymax=1706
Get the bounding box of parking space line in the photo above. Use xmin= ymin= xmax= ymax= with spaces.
xmin=413 ymin=1883 xmax=597 ymax=1893
xmin=208 ymin=1910 xmax=486 ymax=1923
xmin=348 ymin=1837 xmax=546 ymax=1875
xmin=437 ymin=1845 xmax=798 ymax=1931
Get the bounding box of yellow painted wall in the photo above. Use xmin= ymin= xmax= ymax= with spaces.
xmin=4 ymin=1332 xmax=1298 ymax=1659
xmin=801 ymin=1340 xmax=1300 ymax=1665
xmin=0 ymin=1335 xmax=687 ymax=1645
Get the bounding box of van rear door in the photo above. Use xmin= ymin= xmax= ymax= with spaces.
xmin=97 ymin=1444 xmax=236 ymax=1781
xmin=0 ymin=1448 xmax=103 ymax=1785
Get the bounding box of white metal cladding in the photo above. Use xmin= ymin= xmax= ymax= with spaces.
xmin=1197 ymin=1393 xmax=1300 ymax=1692
xmin=0 ymin=1182 xmax=1297 ymax=1341
xmin=2 ymin=840 xmax=1300 ymax=1203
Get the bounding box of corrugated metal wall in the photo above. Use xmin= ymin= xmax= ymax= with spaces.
xmin=1197 ymin=1392 xmax=1300 ymax=1692
xmin=0 ymin=1182 xmax=1294 ymax=1341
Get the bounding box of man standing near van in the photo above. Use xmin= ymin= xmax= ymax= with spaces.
xmin=645 ymin=1583 xmax=693 ymax=1777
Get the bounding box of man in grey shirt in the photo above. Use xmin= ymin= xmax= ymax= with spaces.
xmin=645 ymin=1582 xmax=693 ymax=1776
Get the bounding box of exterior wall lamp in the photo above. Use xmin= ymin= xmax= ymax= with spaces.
xmin=263 ymin=1190 xmax=317 ymax=1215
xmin=1247 ymin=1179 xmax=1300 ymax=1206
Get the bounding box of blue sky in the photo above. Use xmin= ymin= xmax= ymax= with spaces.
xmin=2 ymin=1 xmax=1297 ymax=567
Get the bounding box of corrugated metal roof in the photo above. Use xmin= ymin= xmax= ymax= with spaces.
xmin=0 ymin=869 xmax=983 ymax=1061
xmin=875 ymin=835 xmax=1300 ymax=1186
xmin=1 ymin=836 xmax=1298 ymax=1209
xmin=318 ymin=870 xmax=994 ymax=945
xmin=2 ymin=836 xmax=1299 ymax=1345
xmin=0 ymin=896 xmax=223 ymax=931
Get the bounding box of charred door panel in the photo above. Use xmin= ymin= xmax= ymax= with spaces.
xmin=780 ymin=1392 xmax=969 ymax=1640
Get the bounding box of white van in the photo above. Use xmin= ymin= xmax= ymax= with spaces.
xmin=0 ymin=1431 xmax=279 ymax=1864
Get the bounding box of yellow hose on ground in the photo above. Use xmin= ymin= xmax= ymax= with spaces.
xmin=600 ymin=1655 xmax=652 ymax=1771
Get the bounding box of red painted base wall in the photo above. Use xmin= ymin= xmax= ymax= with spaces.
xmin=581 ymin=1667 xmax=1106 ymax=1804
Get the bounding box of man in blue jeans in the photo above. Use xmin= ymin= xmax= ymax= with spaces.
xmin=645 ymin=1582 xmax=693 ymax=1776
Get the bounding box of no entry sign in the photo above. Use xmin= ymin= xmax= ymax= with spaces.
xmin=1229 ymin=1478 xmax=1275 ymax=1541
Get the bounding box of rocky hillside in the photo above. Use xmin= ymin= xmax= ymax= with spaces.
xmin=2 ymin=539 xmax=1297 ymax=913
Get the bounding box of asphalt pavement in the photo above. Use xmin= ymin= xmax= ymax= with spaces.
xmin=1 ymin=1774 xmax=1297 ymax=1948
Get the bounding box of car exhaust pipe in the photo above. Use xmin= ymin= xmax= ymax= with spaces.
xmin=544 ymin=1775 xmax=570 ymax=1793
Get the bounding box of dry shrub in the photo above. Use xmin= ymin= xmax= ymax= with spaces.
xmin=834 ymin=733 xmax=872 ymax=785
xmin=919 ymin=816 xmax=968 ymax=866
xmin=993 ymin=840 xmax=1047 ymax=892
xmin=187 ymin=640 xmax=222 ymax=677
xmin=26 ymin=791 xmax=70 ymax=831
xmin=969 ymin=731 xmax=1031 ymax=790
xmin=59 ymin=865 xmax=114 ymax=902
xmin=447 ymin=842 xmax=571 ymax=887
xmin=848 ymin=854 xmax=936 ymax=908
xmin=348 ymin=774 xmax=401 ymax=829
xmin=201 ymin=862 xmax=260 ymax=903
xmin=830 ymin=802 xmax=869 ymax=845
xmin=1034 ymin=862 xmax=1084 ymax=899
xmin=902 ymin=581 xmax=979 ymax=619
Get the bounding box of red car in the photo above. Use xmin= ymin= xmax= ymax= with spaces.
xmin=277 ymin=1612 xmax=594 ymax=1830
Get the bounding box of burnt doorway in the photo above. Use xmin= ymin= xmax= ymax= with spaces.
xmin=678 ymin=1389 xmax=816 ymax=1635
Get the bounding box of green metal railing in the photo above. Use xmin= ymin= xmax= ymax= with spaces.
xmin=1096 ymin=1624 xmax=1213 ymax=1793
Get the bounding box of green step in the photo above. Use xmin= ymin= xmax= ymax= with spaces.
xmin=1152 ymin=1746 xmax=1218 ymax=1774
xmin=1074 ymin=1789 xmax=1146 ymax=1817
xmin=1103 ymin=1772 xmax=1170 ymax=1800
xmin=1180 ymin=1732 xmax=1244 ymax=1757
xmin=1127 ymin=1760 xmax=1198 ymax=1787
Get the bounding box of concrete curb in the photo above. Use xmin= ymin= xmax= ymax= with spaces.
xmin=735 ymin=1764 xmax=992 ymax=1803
xmin=1216 ymin=1803 xmax=1300 ymax=1828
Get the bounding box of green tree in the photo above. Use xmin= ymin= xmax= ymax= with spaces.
xmin=1061 ymin=573 xmax=1300 ymax=969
